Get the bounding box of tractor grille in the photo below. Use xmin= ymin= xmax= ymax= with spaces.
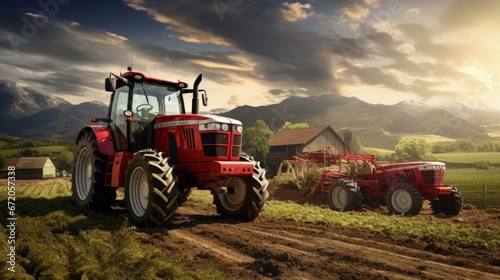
xmin=232 ymin=135 xmax=242 ymax=157
xmin=203 ymin=146 xmax=227 ymax=157
xmin=183 ymin=128 xmax=195 ymax=150
xmin=201 ymin=132 xmax=228 ymax=157
xmin=421 ymin=170 xmax=440 ymax=185
xmin=201 ymin=133 xmax=228 ymax=144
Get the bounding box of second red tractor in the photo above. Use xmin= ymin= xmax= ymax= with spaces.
xmin=278 ymin=150 xmax=462 ymax=215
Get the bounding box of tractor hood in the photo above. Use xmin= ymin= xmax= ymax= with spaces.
xmin=154 ymin=114 xmax=242 ymax=130
xmin=377 ymin=162 xmax=446 ymax=173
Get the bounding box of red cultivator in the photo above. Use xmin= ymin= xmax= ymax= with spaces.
xmin=276 ymin=149 xmax=462 ymax=215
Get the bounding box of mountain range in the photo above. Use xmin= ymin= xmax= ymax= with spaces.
xmin=1 ymin=81 xmax=499 ymax=149
xmin=221 ymin=94 xmax=500 ymax=149
xmin=0 ymin=82 xmax=107 ymax=139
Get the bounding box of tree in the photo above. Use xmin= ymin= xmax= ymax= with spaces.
xmin=394 ymin=138 xmax=434 ymax=162
xmin=455 ymin=139 xmax=475 ymax=151
xmin=242 ymin=120 xmax=273 ymax=166
xmin=281 ymin=122 xmax=309 ymax=130
xmin=20 ymin=148 xmax=40 ymax=157
xmin=351 ymin=134 xmax=362 ymax=154
xmin=54 ymin=150 xmax=74 ymax=171
xmin=0 ymin=154 xmax=7 ymax=169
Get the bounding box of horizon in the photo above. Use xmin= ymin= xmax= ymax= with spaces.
xmin=3 ymin=79 xmax=500 ymax=115
xmin=1 ymin=1 xmax=499 ymax=113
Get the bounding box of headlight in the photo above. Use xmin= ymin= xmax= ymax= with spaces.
xmin=201 ymin=122 xmax=229 ymax=131
xmin=233 ymin=125 xmax=243 ymax=133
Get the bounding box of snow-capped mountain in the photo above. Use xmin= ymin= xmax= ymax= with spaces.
xmin=0 ymin=81 xmax=107 ymax=138
xmin=395 ymin=99 xmax=428 ymax=107
xmin=0 ymin=81 xmax=71 ymax=120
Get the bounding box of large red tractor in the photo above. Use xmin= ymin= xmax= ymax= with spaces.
xmin=72 ymin=68 xmax=269 ymax=227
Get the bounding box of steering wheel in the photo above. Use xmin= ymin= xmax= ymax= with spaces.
xmin=136 ymin=104 xmax=153 ymax=119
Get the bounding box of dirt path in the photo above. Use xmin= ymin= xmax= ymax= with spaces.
xmin=136 ymin=200 xmax=500 ymax=280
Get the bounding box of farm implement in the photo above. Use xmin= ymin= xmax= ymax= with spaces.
xmin=276 ymin=149 xmax=462 ymax=215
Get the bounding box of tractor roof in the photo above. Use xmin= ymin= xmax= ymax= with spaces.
xmin=122 ymin=71 xmax=187 ymax=87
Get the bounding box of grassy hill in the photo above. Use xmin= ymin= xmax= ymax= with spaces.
xmin=222 ymin=94 xmax=498 ymax=150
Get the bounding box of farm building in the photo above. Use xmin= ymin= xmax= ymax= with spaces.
xmin=266 ymin=126 xmax=352 ymax=176
xmin=0 ymin=157 xmax=57 ymax=179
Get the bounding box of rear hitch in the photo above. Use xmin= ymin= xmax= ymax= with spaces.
xmin=218 ymin=186 xmax=228 ymax=194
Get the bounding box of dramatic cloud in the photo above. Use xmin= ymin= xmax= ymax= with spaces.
xmin=1 ymin=0 xmax=499 ymax=110
xmin=280 ymin=2 xmax=314 ymax=22
xmin=125 ymin=0 xmax=339 ymax=94
xmin=0 ymin=13 xmax=130 ymax=103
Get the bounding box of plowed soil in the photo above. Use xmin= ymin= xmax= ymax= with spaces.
xmin=137 ymin=187 xmax=500 ymax=280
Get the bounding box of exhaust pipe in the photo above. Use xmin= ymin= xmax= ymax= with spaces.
xmin=192 ymin=74 xmax=202 ymax=114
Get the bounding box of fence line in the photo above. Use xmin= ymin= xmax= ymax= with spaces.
xmin=461 ymin=183 xmax=500 ymax=208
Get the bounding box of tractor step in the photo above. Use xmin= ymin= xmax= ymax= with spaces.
xmin=105 ymin=155 xmax=114 ymax=187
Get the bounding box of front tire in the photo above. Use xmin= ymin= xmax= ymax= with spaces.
xmin=328 ymin=180 xmax=361 ymax=211
xmin=213 ymin=156 xmax=269 ymax=221
xmin=72 ymin=132 xmax=116 ymax=210
xmin=125 ymin=149 xmax=179 ymax=227
xmin=431 ymin=186 xmax=462 ymax=215
xmin=386 ymin=183 xmax=423 ymax=215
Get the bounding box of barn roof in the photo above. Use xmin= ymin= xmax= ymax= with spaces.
xmin=269 ymin=126 xmax=344 ymax=146
xmin=5 ymin=157 xmax=53 ymax=170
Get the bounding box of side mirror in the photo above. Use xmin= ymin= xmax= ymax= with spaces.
xmin=105 ymin=76 xmax=116 ymax=92
xmin=200 ymin=89 xmax=208 ymax=106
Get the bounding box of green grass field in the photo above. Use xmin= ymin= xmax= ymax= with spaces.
xmin=434 ymin=152 xmax=500 ymax=164
xmin=0 ymin=180 xmax=224 ymax=280
xmin=435 ymin=153 xmax=500 ymax=207
xmin=0 ymin=145 xmax=69 ymax=157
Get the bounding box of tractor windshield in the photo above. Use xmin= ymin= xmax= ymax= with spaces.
xmin=133 ymin=82 xmax=183 ymax=116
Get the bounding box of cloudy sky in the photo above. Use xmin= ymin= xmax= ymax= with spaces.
xmin=1 ymin=0 xmax=499 ymax=112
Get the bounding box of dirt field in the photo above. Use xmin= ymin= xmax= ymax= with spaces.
xmin=5 ymin=179 xmax=499 ymax=279
xmin=135 ymin=187 xmax=500 ymax=280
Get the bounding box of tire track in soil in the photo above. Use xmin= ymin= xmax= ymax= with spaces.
xmin=193 ymin=222 xmax=418 ymax=279
xmin=142 ymin=201 xmax=500 ymax=279
xmin=235 ymin=225 xmax=500 ymax=279
xmin=168 ymin=229 xmax=254 ymax=264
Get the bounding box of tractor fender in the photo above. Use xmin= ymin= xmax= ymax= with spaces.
xmin=76 ymin=126 xmax=115 ymax=156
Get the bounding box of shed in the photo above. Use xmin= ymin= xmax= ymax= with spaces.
xmin=266 ymin=126 xmax=351 ymax=175
xmin=1 ymin=157 xmax=57 ymax=179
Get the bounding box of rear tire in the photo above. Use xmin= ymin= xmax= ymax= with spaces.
xmin=386 ymin=183 xmax=423 ymax=215
xmin=72 ymin=132 xmax=116 ymax=210
xmin=431 ymin=186 xmax=462 ymax=215
xmin=177 ymin=188 xmax=192 ymax=205
xmin=328 ymin=180 xmax=361 ymax=211
xmin=213 ymin=156 xmax=269 ymax=221
xmin=125 ymin=149 xmax=179 ymax=227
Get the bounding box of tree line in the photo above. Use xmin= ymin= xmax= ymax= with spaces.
xmin=431 ymin=139 xmax=500 ymax=153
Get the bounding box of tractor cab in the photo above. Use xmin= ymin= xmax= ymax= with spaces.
xmin=102 ymin=69 xmax=206 ymax=152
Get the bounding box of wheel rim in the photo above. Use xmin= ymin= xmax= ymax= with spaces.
xmin=75 ymin=147 xmax=92 ymax=200
xmin=129 ymin=167 xmax=149 ymax=217
xmin=391 ymin=189 xmax=412 ymax=213
xmin=332 ymin=186 xmax=347 ymax=209
xmin=219 ymin=177 xmax=247 ymax=211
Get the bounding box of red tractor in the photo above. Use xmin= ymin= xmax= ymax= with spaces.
xmin=279 ymin=150 xmax=462 ymax=215
xmin=72 ymin=68 xmax=269 ymax=227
